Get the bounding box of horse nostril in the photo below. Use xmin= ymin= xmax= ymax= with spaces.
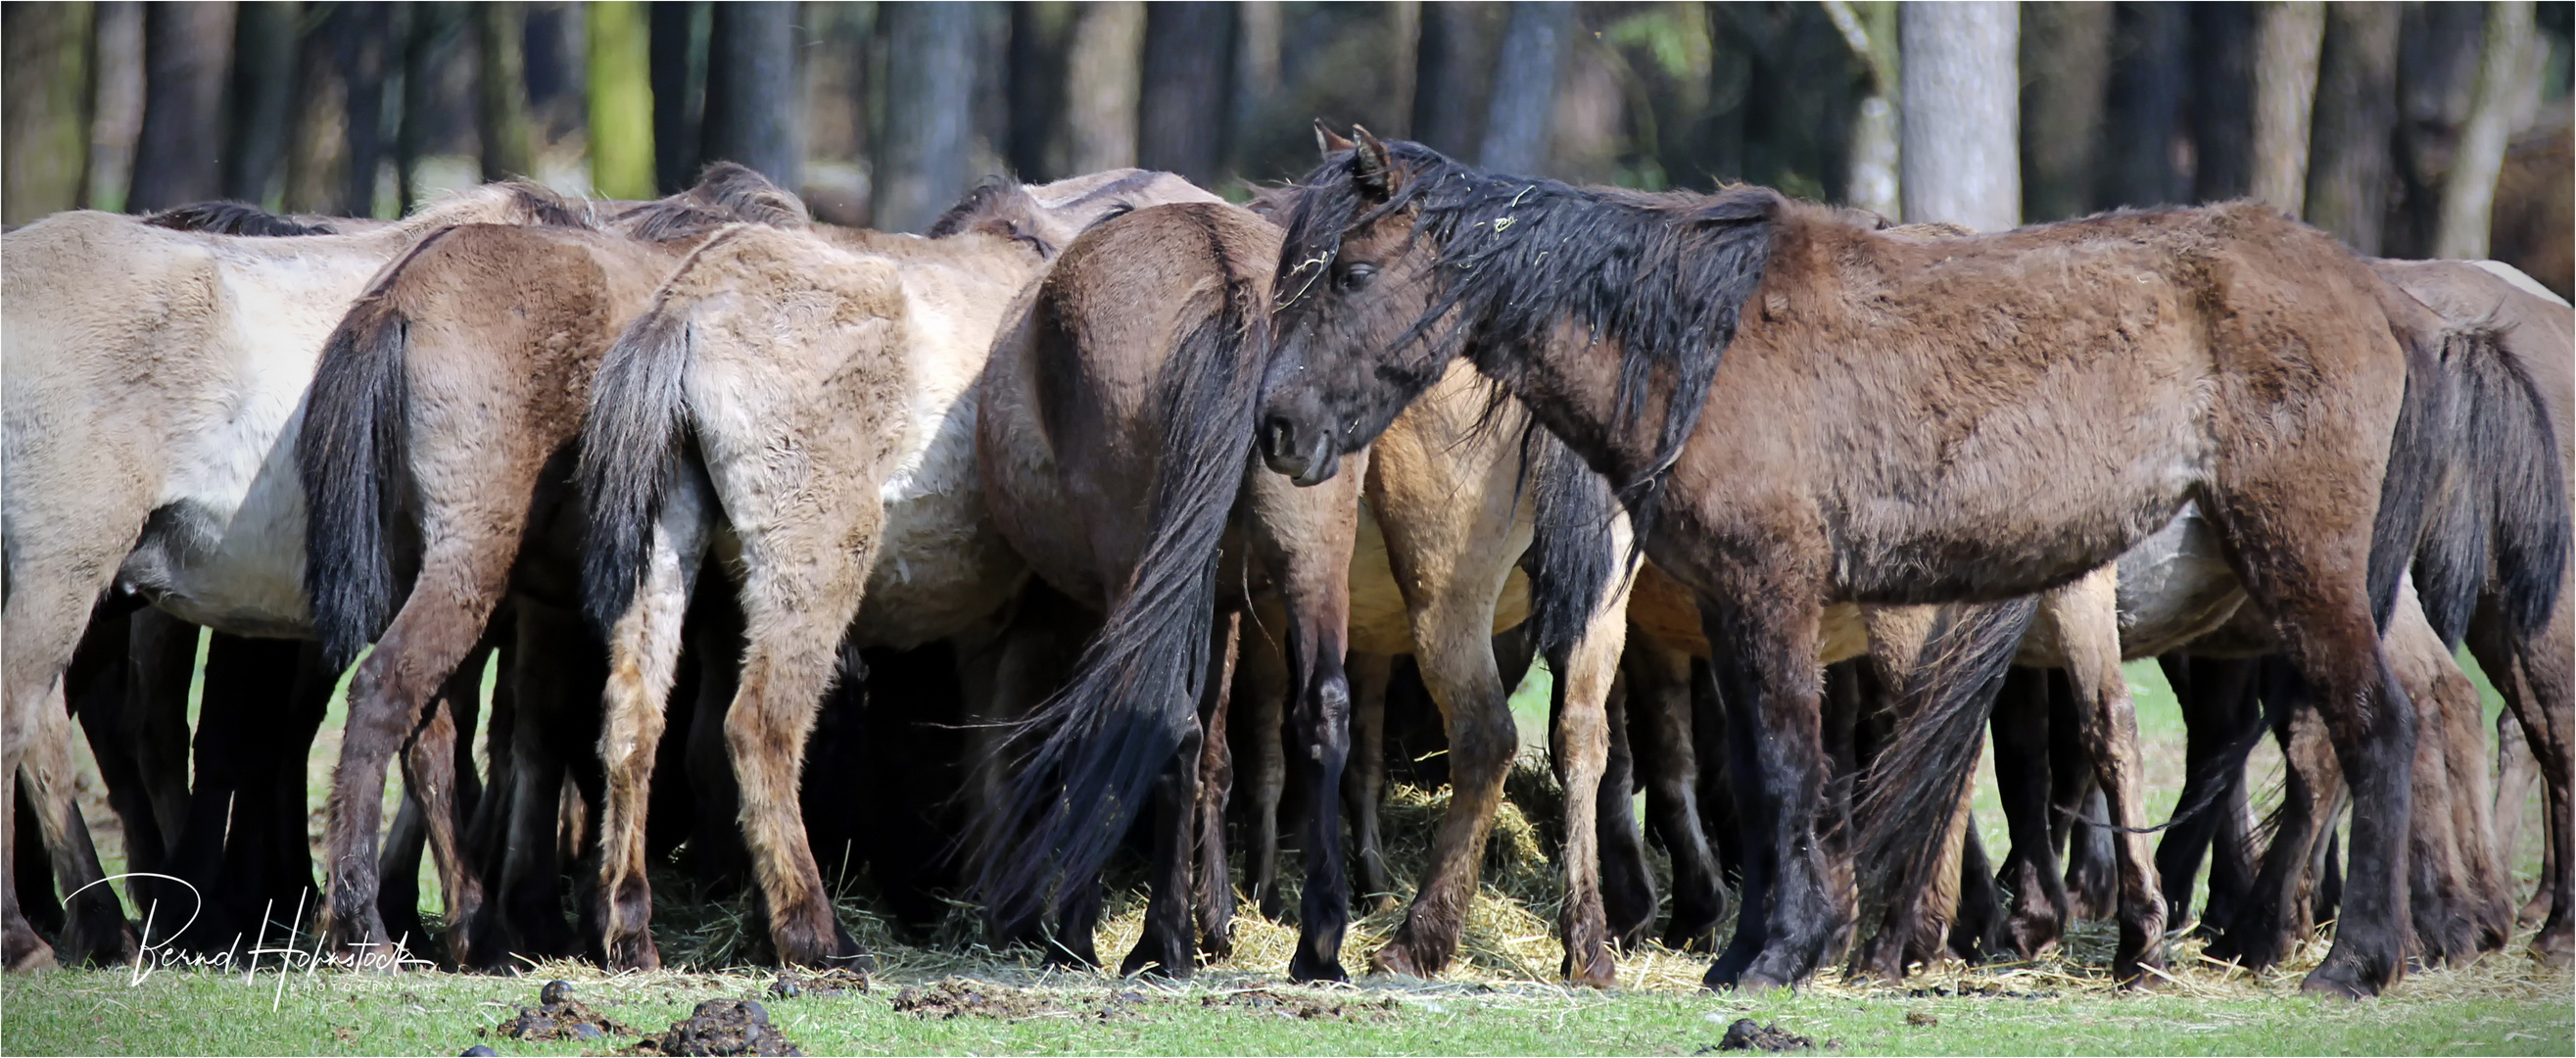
xmin=1263 ymin=416 xmax=1296 ymax=458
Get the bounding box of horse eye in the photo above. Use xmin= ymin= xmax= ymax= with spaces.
xmin=1338 ymin=263 xmax=1377 ymax=290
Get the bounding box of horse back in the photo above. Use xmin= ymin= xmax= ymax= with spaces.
xmin=1695 ymin=202 xmax=2410 ymax=604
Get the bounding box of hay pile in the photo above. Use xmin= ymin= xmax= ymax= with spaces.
xmin=640 ymin=753 xmax=2573 ymax=1002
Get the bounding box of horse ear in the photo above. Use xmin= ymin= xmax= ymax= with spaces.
xmin=1313 ymin=120 xmax=1356 ymax=158
xmin=1351 ymin=125 xmax=1398 ymax=197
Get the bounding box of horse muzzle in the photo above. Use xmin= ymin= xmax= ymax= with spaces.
xmin=1260 ymin=414 xmax=1340 ymax=486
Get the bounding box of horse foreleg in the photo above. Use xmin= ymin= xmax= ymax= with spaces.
xmin=2046 ymin=567 xmax=2167 ymax=984
xmin=1989 ymin=667 xmax=2068 ymax=959
xmin=1372 ymin=600 xmax=1515 ymax=981
xmin=1235 ymin=625 xmax=1289 ymax=922
xmin=2153 ymin=654 xmax=2261 ymax=935
xmin=1628 ymin=632 xmax=1724 ymax=951
xmin=1194 ymin=609 xmax=1241 ymax=960
xmin=2388 ymin=595 xmax=2483 ymax=962
xmin=1698 ymin=579 xmax=1835 ymax=992
xmin=1342 ymin=651 xmax=1396 ymax=915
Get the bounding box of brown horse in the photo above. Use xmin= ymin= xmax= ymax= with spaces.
xmin=1255 ymin=128 xmax=2552 ymax=997
xmin=975 ymin=198 xmax=1636 ymax=983
xmin=295 ymin=165 xmax=810 ymax=964
xmin=576 ymin=170 xmax=1218 ymax=969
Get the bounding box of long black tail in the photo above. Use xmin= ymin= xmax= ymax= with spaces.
xmin=574 ymin=245 xmax=719 ymax=634
xmin=977 ymin=227 xmax=1270 ymax=928
xmin=297 ymin=230 xmax=456 ymax=670
xmin=2362 ymin=300 xmax=2460 ymax=634
xmin=2411 ymin=323 xmax=2569 ymax=647
xmin=1851 ymin=599 xmax=2040 ymax=907
xmin=1519 ymin=432 xmax=1621 ymax=660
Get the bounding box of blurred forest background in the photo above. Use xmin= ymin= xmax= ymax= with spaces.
xmin=3 ymin=1 xmax=2569 ymax=294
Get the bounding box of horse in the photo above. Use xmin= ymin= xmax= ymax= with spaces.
xmin=1256 ymin=127 xmax=2563 ymax=997
xmin=293 ymin=164 xmax=812 ymax=966
xmin=2 ymin=182 xmax=587 ymax=970
xmin=576 ymin=169 xmax=1220 ymax=969
xmin=973 ymin=198 xmax=1636 ymax=983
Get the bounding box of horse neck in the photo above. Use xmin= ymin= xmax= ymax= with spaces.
xmin=1470 ymin=319 xmax=1672 ymax=492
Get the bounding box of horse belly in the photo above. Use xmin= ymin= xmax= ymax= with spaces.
xmin=852 ymin=397 xmax=1027 ymax=650
xmin=1830 ymin=371 xmax=2215 ymax=605
xmin=118 ymin=436 xmax=312 ymax=638
xmin=1344 ymin=499 xmax=1531 ymax=656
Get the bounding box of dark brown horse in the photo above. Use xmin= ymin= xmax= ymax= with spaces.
xmin=1254 ymin=128 xmax=2554 ymax=997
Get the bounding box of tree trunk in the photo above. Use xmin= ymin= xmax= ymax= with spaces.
xmin=2097 ymin=1 xmax=2190 ymax=210
xmin=2248 ymin=1 xmax=2323 ymax=214
xmin=1412 ymin=1 xmax=1500 ymax=160
xmin=1139 ymin=1 xmax=1233 ymax=185
xmin=337 ymin=2 xmax=394 ymax=216
xmin=1899 ymin=0 xmax=2019 ymax=231
xmin=1235 ymin=0 xmax=1285 ymax=138
xmin=1064 ymin=1 xmax=1143 ymax=173
xmin=285 ymin=7 xmax=349 ymax=213
xmin=649 ymin=0 xmax=709 ymax=192
xmin=2188 ymin=2 xmax=2255 ymax=203
xmin=2017 ymin=2 xmax=2110 ymax=221
xmin=2434 ymin=1 xmax=2538 ymax=260
xmin=224 ymin=1 xmax=298 ymax=206
xmin=396 ymin=2 xmax=456 ymax=210
xmin=1825 ymin=0 xmax=1900 ymax=219
xmin=701 ymin=2 xmax=800 ymax=187
xmin=1005 ymin=3 xmax=1071 ymax=181
xmin=2303 ymin=2 xmax=2398 ymax=252
xmin=479 ymin=2 xmax=536 ymax=181
xmin=86 ymin=1 xmax=144 ymax=213
xmin=588 ymin=0 xmax=656 ymax=199
xmin=129 ymin=2 xmax=236 ymax=213
xmin=874 ymin=1 xmax=977 ymax=232
xmin=3 ymin=1 xmax=92 ymax=221
xmin=1478 ymin=1 xmax=1572 ymax=174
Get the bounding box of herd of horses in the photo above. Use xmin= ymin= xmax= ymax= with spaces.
xmin=4 ymin=123 xmax=2569 ymax=1005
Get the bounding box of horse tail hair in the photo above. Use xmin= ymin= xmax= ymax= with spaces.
xmin=298 ymin=231 xmax=455 ymax=670
xmin=978 ymin=212 xmax=1268 ymax=926
xmin=1519 ymin=432 xmax=1620 ymax=660
xmin=2411 ymin=322 xmax=2569 ymax=647
xmin=2363 ymin=295 xmax=2461 ymax=634
xmin=576 ymin=244 xmax=714 ymax=635
xmin=1852 ymin=599 xmax=2040 ymax=908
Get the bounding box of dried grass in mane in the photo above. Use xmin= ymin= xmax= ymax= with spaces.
xmin=1278 ymin=139 xmax=1778 ymax=532
xmin=614 ymin=162 xmax=811 ymax=241
xmin=143 ymin=201 xmax=340 ymax=236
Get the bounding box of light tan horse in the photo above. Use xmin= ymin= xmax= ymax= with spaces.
xmin=575 ymin=171 xmax=1220 ymax=968
xmin=2 ymin=184 xmax=587 ymax=971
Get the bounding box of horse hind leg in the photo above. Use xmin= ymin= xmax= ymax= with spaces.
xmin=1234 ymin=626 xmax=1290 ymax=923
xmin=1595 ymin=667 xmax=1656 ymax=953
xmin=20 ymin=678 xmax=136 ymax=968
xmin=1554 ymin=563 xmax=1635 ymax=986
xmin=1629 ymin=633 xmax=1725 ymax=951
xmin=2468 ymin=600 xmax=2573 ymax=964
xmin=592 ymin=475 xmax=707 ymax=971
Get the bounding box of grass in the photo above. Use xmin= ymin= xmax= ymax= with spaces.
xmin=8 ymin=649 xmax=2568 ymax=1055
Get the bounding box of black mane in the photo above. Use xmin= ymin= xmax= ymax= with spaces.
xmin=613 ymin=161 xmax=809 ymax=241
xmin=144 ymin=201 xmax=339 ymax=236
xmin=1278 ymin=140 xmax=1779 ymax=529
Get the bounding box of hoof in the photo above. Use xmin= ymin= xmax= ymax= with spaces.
xmin=2529 ymin=930 xmax=2572 ymax=968
xmin=1368 ymin=943 xmax=1427 ymax=979
xmin=1288 ymin=951 xmax=1348 ymax=984
xmin=1565 ymin=950 xmax=1618 ymax=988
xmin=2297 ymin=966 xmax=2381 ymax=1000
